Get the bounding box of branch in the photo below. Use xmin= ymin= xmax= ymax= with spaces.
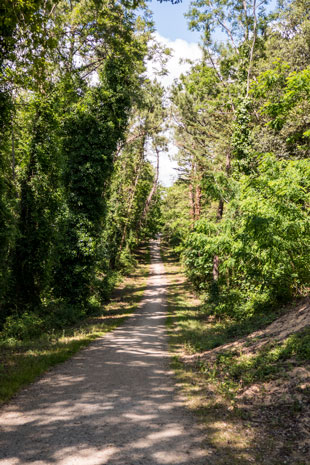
xmin=246 ymin=0 xmax=257 ymax=97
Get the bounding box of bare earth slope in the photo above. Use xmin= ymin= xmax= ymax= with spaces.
xmin=0 ymin=241 xmax=208 ymax=465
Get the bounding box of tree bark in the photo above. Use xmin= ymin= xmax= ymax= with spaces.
xmin=189 ymin=182 xmax=195 ymax=228
xmin=212 ymin=150 xmax=231 ymax=281
xmin=11 ymin=120 xmax=15 ymax=181
xmin=246 ymin=0 xmax=257 ymax=97
xmin=138 ymin=146 xmax=160 ymax=231
xmin=195 ymin=184 xmax=201 ymax=221
xmin=119 ymin=134 xmax=146 ymax=252
xmin=212 ymin=198 xmax=224 ymax=281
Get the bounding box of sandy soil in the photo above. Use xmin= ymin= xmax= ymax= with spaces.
xmin=184 ymin=298 xmax=310 ymax=365
xmin=0 ymin=241 xmax=208 ymax=465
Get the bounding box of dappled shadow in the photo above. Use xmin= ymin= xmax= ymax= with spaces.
xmin=178 ymin=358 xmax=310 ymax=464
xmin=162 ymin=246 xmax=310 ymax=465
xmin=1 ymin=240 xmax=296 ymax=465
xmin=0 ymin=241 xmax=208 ymax=465
xmin=112 ymin=282 xmax=185 ymax=301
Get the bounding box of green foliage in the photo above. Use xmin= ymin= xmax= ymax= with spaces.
xmin=161 ymin=182 xmax=192 ymax=249
xmin=102 ymin=80 xmax=166 ymax=271
xmin=0 ymin=0 xmax=159 ymax=329
xmin=252 ymin=63 xmax=310 ymax=158
xmin=163 ymin=0 xmax=310 ymax=328
xmin=54 ymin=69 xmax=131 ymax=305
xmin=232 ymin=98 xmax=256 ymax=174
xmin=2 ymin=312 xmax=44 ymax=341
xmin=0 ymin=113 xmax=16 ymax=316
xmin=184 ymin=155 xmax=310 ymax=318
xmin=10 ymin=94 xmax=61 ymax=309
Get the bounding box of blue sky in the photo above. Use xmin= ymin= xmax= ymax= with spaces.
xmin=146 ymin=2 xmax=203 ymax=186
xmin=146 ymin=0 xmax=278 ymax=186
xmin=148 ymin=0 xmax=201 ymax=42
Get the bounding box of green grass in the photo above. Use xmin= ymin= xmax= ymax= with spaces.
xmin=0 ymin=248 xmax=150 ymax=405
xmin=162 ymin=244 xmax=310 ymax=465
xmin=202 ymin=327 xmax=310 ymax=388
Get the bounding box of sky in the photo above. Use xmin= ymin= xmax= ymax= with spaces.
xmin=148 ymin=0 xmax=201 ymax=42
xmin=146 ymin=1 xmax=202 ymax=186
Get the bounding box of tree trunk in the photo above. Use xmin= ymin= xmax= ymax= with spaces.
xmin=195 ymin=184 xmax=201 ymax=221
xmin=212 ymin=149 xmax=230 ymax=282
xmin=119 ymin=134 xmax=146 ymax=251
xmin=11 ymin=121 xmax=15 ymax=181
xmin=138 ymin=146 xmax=160 ymax=231
xmin=212 ymin=198 xmax=224 ymax=281
xmin=189 ymin=182 xmax=195 ymax=228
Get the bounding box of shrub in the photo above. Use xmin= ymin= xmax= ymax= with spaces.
xmin=1 ymin=312 xmax=44 ymax=340
xmin=184 ymin=155 xmax=310 ymax=319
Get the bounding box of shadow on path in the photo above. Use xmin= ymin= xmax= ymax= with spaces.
xmin=0 ymin=241 xmax=210 ymax=465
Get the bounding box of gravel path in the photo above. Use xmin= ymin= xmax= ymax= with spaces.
xmin=0 ymin=241 xmax=208 ymax=465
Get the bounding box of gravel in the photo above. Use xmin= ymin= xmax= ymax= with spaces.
xmin=0 ymin=241 xmax=208 ymax=465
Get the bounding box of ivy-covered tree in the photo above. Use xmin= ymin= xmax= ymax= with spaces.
xmin=0 ymin=0 xmax=153 ymax=322
xmin=163 ymin=0 xmax=310 ymax=320
xmin=103 ymin=80 xmax=167 ymax=272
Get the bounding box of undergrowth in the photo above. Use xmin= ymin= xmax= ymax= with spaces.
xmin=0 ymin=247 xmax=150 ymax=405
xmin=162 ymin=244 xmax=310 ymax=465
xmin=162 ymin=245 xmax=283 ymax=355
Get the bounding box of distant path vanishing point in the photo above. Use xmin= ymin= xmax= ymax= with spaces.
xmin=0 ymin=240 xmax=208 ymax=465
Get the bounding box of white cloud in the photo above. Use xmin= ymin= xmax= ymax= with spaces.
xmin=158 ymin=147 xmax=179 ymax=187
xmin=147 ymin=33 xmax=202 ymax=186
xmin=147 ymin=32 xmax=202 ymax=89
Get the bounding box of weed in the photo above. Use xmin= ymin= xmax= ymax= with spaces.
xmin=0 ymin=248 xmax=150 ymax=405
xmin=162 ymin=244 xmax=310 ymax=465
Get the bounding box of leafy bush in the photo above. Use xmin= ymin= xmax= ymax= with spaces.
xmin=1 ymin=312 xmax=44 ymax=340
xmin=95 ymin=271 xmax=120 ymax=303
xmin=184 ymin=155 xmax=310 ymax=319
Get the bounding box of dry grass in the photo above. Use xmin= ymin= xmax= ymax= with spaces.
xmin=0 ymin=250 xmax=150 ymax=406
xmin=163 ymin=246 xmax=310 ymax=465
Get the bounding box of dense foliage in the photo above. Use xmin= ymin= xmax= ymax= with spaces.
xmin=0 ymin=0 xmax=165 ymax=334
xmin=162 ymin=0 xmax=310 ymax=320
xmin=1 ymin=0 xmax=309 ymax=337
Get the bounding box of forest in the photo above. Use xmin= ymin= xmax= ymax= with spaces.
xmin=0 ymin=0 xmax=310 ymax=462
xmin=0 ymin=0 xmax=309 ymax=393
xmin=0 ymin=0 xmax=166 ymax=338
xmin=162 ymin=0 xmax=310 ymax=323
xmin=2 ymin=0 xmax=309 ymax=336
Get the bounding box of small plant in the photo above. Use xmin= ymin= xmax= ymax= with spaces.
xmin=1 ymin=312 xmax=44 ymax=341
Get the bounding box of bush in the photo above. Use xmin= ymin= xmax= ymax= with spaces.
xmin=1 ymin=312 xmax=44 ymax=340
xmin=184 ymin=155 xmax=310 ymax=319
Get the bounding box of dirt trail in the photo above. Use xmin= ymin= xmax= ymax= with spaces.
xmin=0 ymin=241 xmax=208 ymax=465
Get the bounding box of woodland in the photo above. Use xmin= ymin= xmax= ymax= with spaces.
xmin=0 ymin=0 xmax=309 ymax=354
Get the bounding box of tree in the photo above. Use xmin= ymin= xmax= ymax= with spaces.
xmin=163 ymin=0 xmax=310 ymax=320
xmin=103 ymin=80 xmax=167 ymax=271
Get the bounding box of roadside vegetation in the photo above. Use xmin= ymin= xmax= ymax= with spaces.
xmin=160 ymin=5 xmax=310 ymax=461
xmin=0 ymin=247 xmax=150 ymax=405
xmin=163 ymin=245 xmax=310 ymax=465
xmin=1 ymin=0 xmax=309 ymax=460
xmin=0 ymin=0 xmax=164 ymax=381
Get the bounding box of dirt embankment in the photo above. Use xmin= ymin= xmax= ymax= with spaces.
xmin=188 ymin=297 xmax=310 ymax=363
xmin=186 ymin=297 xmax=310 ymax=464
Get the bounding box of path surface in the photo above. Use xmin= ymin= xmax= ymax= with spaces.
xmin=0 ymin=241 xmax=208 ymax=465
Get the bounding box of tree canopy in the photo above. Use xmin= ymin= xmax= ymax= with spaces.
xmin=0 ymin=0 xmax=309 ymax=337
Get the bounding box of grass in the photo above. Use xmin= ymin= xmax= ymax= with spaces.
xmin=0 ymin=247 xmax=150 ymax=406
xmin=197 ymin=326 xmax=310 ymax=393
xmin=162 ymin=244 xmax=310 ymax=465
xmin=162 ymin=246 xmax=258 ymax=463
